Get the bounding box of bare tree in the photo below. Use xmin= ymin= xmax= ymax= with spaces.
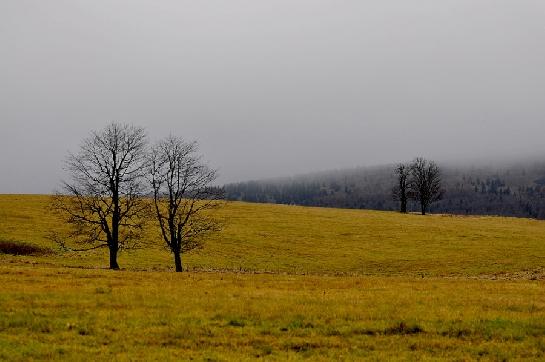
xmin=149 ymin=136 xmax=223 ymax=272
xmin=409 ymin=157 xmax=443 ymax=215
xmin=51 ymin=122 xmax=148 ymax=269
xmin=392 ymin=163 xmax=410 ymax=213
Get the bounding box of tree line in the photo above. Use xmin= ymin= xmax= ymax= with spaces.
xmin=224 ymin=162 xmax=545 ymax=219
xmin=51 ymin=122 xmax=223 ymax=271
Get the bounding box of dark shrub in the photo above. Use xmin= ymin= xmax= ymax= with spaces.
xmin=0 ymin=240 xmax=53 ymax=256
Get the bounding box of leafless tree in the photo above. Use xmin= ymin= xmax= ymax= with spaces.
xmin=409 ymin=157 xmax=443 ymax=215
xmin=149 ymin=136 xmax=223 ymax=272
xmin=51 ymin=122 xmax=149 ymax=269
xmin=392 ymin=163 xmax=410 ymax=213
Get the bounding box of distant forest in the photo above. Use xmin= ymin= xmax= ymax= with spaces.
xmin=224 ymin=161 xmax=545 ymax=219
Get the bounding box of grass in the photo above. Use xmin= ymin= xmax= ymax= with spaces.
xmin=0 ymin=195 xmax=545 ymax=360
xmin=1 ymin=195 xmax=545 ymax=276
xmin=1 ymin=265 xmax=544 ymax=360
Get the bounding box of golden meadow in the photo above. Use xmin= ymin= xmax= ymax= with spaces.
xmin=1 ymin=195 xmax=544 ymax=360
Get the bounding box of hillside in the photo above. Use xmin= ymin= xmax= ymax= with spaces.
xmin=2 ymin=195 xmax=545 ymax=360
xmin=225 ymin=161 xmax=545 ymax=219
xmin=1 ymin=195 xmax=545 ymax=277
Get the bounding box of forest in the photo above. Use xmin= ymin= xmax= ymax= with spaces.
xmin=225 ymin=161 xmax=545 ymax=219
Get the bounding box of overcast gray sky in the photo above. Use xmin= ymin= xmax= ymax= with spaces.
xmin=1 ymin=1 xmax=545 ymax=193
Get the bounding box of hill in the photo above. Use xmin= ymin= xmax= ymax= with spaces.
xmin=1 ymin=195 xmax=545 ymax=277
xmin=225 ymin=160 xmax=545 ymax=219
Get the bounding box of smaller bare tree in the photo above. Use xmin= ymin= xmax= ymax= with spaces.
xmin=409 ymin=157 xmax=443 ymax=215
xmin=149 ymin=136 xmax=223 ymax=272
xmin=392 ymin=163 xmax=410 ymax=213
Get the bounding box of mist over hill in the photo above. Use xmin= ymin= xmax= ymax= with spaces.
xmin=225 ymin=160 xmax=545 ymax=219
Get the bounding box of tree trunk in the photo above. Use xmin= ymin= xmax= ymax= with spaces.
xmin=421 ymin=203 xmax=426 ymax=215
xmin=109 ymin=247 xmax=120 ymax=270
xmin=400 ymin=198 xmax=407 ymax=213
xmin=174 ymin=251 xmax=183 ymax=272
xmin=111 ymin=180 xmax=120 ymax=270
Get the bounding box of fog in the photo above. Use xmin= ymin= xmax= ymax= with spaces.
xmin=1 ymin=1 xmax=545 ymax=193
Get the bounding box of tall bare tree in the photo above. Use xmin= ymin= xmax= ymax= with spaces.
xmin=409 ymin=157 xmax=443 ymax=215
xmin=51 ymin=122 xmax=148 ymax=269
xmin=392 ymin=163 xmax=410 ymax=213
xmin=149 ymin=136 xmax=223 ymax=272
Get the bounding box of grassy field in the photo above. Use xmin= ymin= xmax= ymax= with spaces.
xmin=2 ymin=195 xmax=545 ymax=276
xmin=1 ymin=195 xmax=545 ymax=360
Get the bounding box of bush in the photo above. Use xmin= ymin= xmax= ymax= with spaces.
xmin=0 ymin=239 xmax=53 ymax=256
xmin=384 ymin=322 xmax=424 ymax=335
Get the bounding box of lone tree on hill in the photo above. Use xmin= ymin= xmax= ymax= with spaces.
xmin=409 ymin=157 xmax=443 ymax=215
xmin=148 ymin=136 xmax=223 ymax=272
xmin=392 ymin=163 xmax=410 ymax=213
xmin=51 ymin=122 xmax=149 ymax=269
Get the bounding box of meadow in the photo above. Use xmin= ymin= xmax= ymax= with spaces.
xmin=1 ymin=195 xmax=545 ymax=360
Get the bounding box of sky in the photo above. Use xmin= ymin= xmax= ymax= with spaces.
xmin=1 ymin=0 xmax=545 ymax=193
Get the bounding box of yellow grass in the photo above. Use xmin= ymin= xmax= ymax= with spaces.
xmin=1 ymin=195 xmax=545 ymax=360
xmin=1 ymin=195 xmax=544 ymax=276
xmin=1 ymin=265 xmax=545 ymax=361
